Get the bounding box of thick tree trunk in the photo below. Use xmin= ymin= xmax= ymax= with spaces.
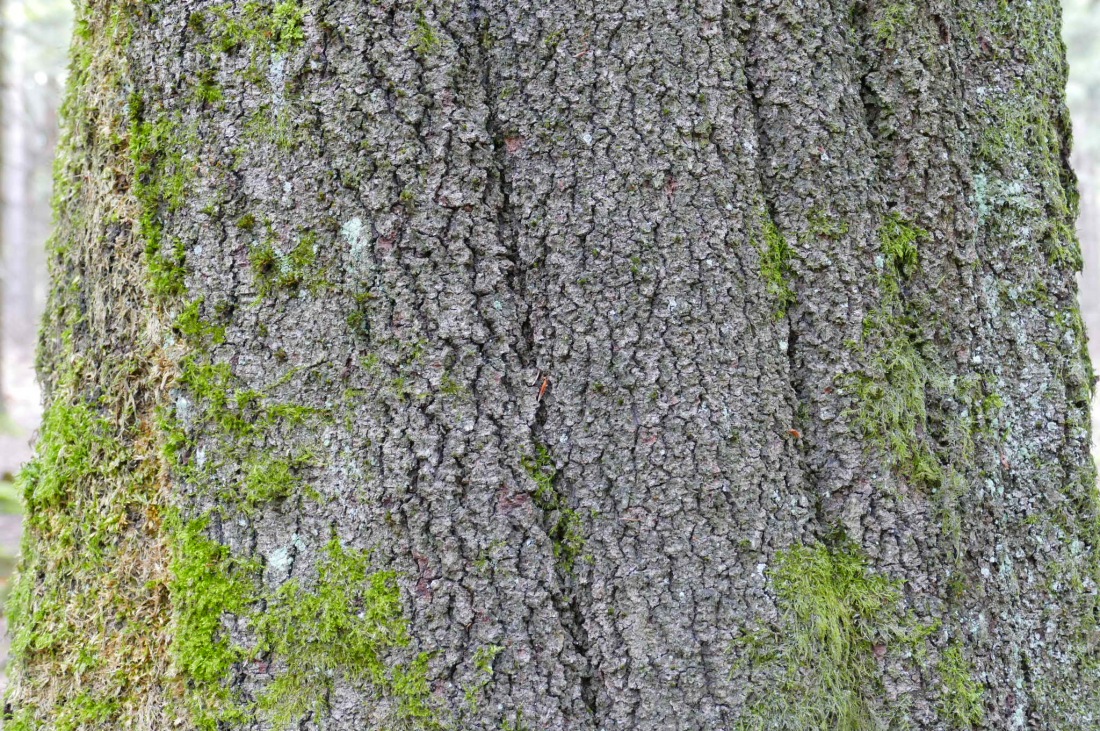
xmin=5 ymin=1 xmax=1097 ymax=730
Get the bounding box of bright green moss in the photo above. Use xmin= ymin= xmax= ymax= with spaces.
xmin=251 ymin=539 xmax=439 ymax=730
xmin=18 ymin=396 xmax=120 ymax=520
xmin=194 ymin=69 xmax=223 ymax=104
xmin=878 ymin=213 xmax=926 ymax=284
xmin=758 ymin=215 xmax=796 ymax=319
xmin=175 ymin=299 xmax=227 ymax=346
xmin=270 ymin=1 xmax=306 ymax=50
xmin=169 ymin=516 xmax=257 ymax=730
xmin=55 ymin=692 xmax=121 ymax=731
xmin=937 ymin=643 xmax=985 ymax=728
xmin=240 ymin=454 xmax=315 ymax=507
xmin=736 ymin=543 xmax=923 ymax=730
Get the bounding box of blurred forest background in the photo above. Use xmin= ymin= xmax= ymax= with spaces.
xmin=0 ymin=0 xmax=1095 ymax=680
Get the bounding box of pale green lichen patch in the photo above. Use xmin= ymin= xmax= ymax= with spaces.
xmin=734 ymin=542 xmax=929 ymax=730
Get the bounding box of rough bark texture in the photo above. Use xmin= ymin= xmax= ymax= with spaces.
xmin=5 ymin=1 xmax=1098 ymax=730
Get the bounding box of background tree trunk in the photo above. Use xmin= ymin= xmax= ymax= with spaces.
xmin=5 ymin=1 xmax=1098 ymax=730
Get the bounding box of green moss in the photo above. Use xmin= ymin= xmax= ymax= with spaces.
xmin=207 ymin=0 xmax=306 ymax=56
xmin=736 ymin=542 xmax=924 ymax=730
xmin=464 ymin=644 xmax=504 ymax=709
xmin=871 ymin=3 xmax=916 ymax=48
xmin=251 ymin=539 xmax=440 ymax=729
xmin=501 ymin=712 xmax=531 ymax=731
xmin=17 ymin=397 xmax=118 ymax=519
xmin=195 ymin=69 xmax=223 ymax=104
xmin=411 ymin=8 xmax=441 ymax=56
xmin=169 ymin=516 xmax=257 ymax=730
xmin=808 ymin=209 xmax=850 ymax=240
xmin=758 ymin=215 xmax=796 ymax=319
xmin=439 ymin=373 xmax=465 ymax=397
xmin=7 ymin=366 xmax=174 ymax=728
xmin=175 ymin=299 xmax=227 ymax=346
xmin=936 ymin=643 xmax=985 ymax=728
xmin=54 ymin=692 xmax=122 ymax=731
xmin=522 ymin=446 xmax=585 ymax=573
xmin=249 ymin=233 xmax=324 ymax=296
xmin=878 ymin=213 xmax=926 ymax=283
xmin=850 ymin=214 xmax=947 ymax=490
xmin=270 ymin=1 xmax=306 ymax=50
xmin=240 ymin=453 xmax=316 ymax=507
xmin=242 ymin=105 xmax=299 ymax=151
xmin=127 ymin=101 xmax=197 ymax=299
xmin=852 ymin=322 xmax=946 ymax=489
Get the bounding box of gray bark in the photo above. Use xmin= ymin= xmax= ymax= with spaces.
xmin=5 ymin=1 xmax=1098 ymax=730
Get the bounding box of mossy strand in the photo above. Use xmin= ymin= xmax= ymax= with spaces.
xmin=734 ymin=542 xmax=931 ymax=730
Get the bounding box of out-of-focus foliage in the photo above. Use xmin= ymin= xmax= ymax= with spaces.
xmin=9 ymin=0 xmax=72 ymax=72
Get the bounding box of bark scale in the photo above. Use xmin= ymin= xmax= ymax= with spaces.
xmin=5 ymin=1 xmax=1097 ymax=730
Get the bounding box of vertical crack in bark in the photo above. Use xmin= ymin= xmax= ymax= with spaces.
xmin=462 ymin=0 xmax=597 ymax=722
xmin=738 ymin=3 xmax=813 ymax=522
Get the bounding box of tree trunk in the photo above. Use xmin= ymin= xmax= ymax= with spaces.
xmin=5 ymin=1 xmax=1097 ymax=730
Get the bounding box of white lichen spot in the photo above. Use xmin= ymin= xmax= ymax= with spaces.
xmin=268 ymin=55 xmax=287 ymax=90
xmin=267 ymin=545 xmax=293 ymax=573
xmin=342 ymin=216 xmax=368 ymax=265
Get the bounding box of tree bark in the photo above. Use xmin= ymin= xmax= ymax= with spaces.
xmin=5 ymin=1 xmax=1098 ymax=730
